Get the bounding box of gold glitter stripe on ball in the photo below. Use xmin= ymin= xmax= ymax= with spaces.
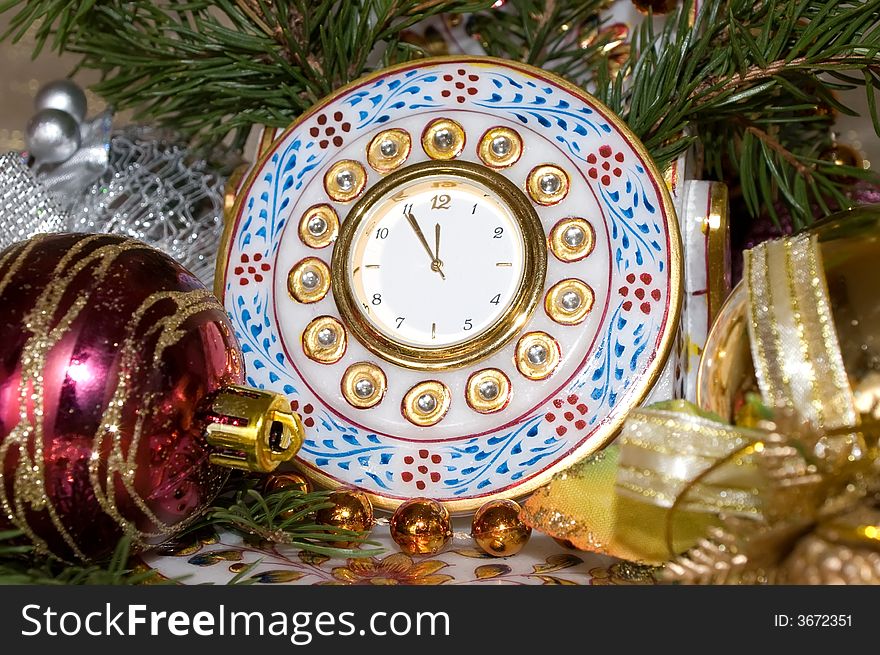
xmin=0 ymin=235 xmax=152 ymax=560
xmin=89 ymin=288 xmax=221 ymax=544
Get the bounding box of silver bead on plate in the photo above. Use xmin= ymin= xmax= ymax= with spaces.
xmin=355 ymin=379 xmax=375 ymax=398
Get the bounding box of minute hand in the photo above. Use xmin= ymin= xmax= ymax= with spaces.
xmin=406 ymin=212 xmax=445 ymax=279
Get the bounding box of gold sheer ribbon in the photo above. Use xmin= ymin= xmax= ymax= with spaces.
xmin=523 ymin=234 xmax=875 ymax=569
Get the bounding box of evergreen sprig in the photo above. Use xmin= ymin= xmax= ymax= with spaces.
xmin=0 ymin=0 xmax=495 ymax=149
xmin=0 ymin=479 xmax=380 ymax=584
xmin=2 ymin=0 xmax=879 ymax=224
xmin=466 ymin=0 xmax=614 ymax=84
xmin=184 ymin=476 xmax=383 ymax=558
xmin=0 ymin=530 xmax=162 ymax=585
xmin=595 ymin=0 xmax=880 ymax=226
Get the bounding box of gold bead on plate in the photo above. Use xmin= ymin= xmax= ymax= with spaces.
xmin=544 ymin=278 xmax=595 ymax=325
xmin=402 ymin=380 xmax=451 ymax=426
xmin=421 ymin=118 xmax=465 ymax=160
xmin=465 ymin=368 xmax=512 ymax=414
xmin=299 ymin=204 xmax=339 ymax=249
xmin=527 ymin=164 xmax=569 ymax=205
xmin=302 ymin=315 xmax=347 ymax=364
xmin=341 ymin=362 xmax=387 ymax=409
xmin=478 ymin=126 xmax=523 ymax=169
xmin=324 ymin=159 xmax=367 ymax=202
xmin=287 ymin=257 xmax=331 ymax=304
xmin=549 ymin=217 xmax=595 ymax=262
xmin=367 ymin=128 xmax=412 ymax=173
xmin=515 ymin=331 xmax=561 ymax=380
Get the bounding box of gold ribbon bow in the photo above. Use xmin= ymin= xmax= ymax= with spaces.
xmin=523 ymin=234 xmax=880 ymax=583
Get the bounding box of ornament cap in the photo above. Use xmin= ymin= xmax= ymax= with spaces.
xmin=203 ymin=385 xmax=304 ymax=472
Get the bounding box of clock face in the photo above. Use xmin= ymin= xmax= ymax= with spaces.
xmin=334 ymin=161 xmax=545 ymax=369
xmin=219 ymin=57 xmax=681 ymax=512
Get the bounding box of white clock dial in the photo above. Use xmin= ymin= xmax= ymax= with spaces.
xmin=347 ymin=174 xmax=525 ymax=348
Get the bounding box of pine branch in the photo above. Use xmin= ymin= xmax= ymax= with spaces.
xmin=0 ymin=0 xmax=496 ymax=148
xmin=0 ymin=530 xmax=163 ymax=585
xmin=0 ymin=477 xmax=382 ymax=584
xmin=595 ymin=0 xmax=880 ymax=227
xmin=185 ymin=476 xmax=384 ymax=558
xmin=466 ymin=0 xmax=615 ymax=84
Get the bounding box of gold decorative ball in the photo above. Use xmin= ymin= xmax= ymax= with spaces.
xmin=263 ymin=472 xmax=312 ymax=495
xmin=389 ymin=498 xmax=452 ymax=555
xmin=315 ymin=489 xmax=374 ymax=547
xmin=698 ymin=207 xmax=880 ymax=422
xmin=471 ymin=499 xmax=531 ymax=557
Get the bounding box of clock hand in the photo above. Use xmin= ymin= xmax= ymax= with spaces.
xmin=405 ymin=212 xmax=445 ymax=280
xmin=433 ymin=223 xmax=446 ymax=280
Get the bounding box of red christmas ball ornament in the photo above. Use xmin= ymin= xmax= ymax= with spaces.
xmin=0 ymin=234 xmax=303 ymax=562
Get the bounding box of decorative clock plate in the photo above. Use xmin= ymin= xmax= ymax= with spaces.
xmin=218 ymin=57 xmax=681 ymax=511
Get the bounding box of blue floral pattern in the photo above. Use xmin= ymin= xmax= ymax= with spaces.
xmin=221 ymin=59 xmax=678 ymax=504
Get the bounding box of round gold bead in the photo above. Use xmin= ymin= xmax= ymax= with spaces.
xmin=302 ymin=315 xmax=347 ymax=364
xmin=402 ymin=380 xmax=451 ymax=427
xmin=367 ymin=128 xmax=412 ymax=173
xmin=471 ymin=499 xmax=531 ymax=557
xmin=465 ymin=368 xmax=512 ymax=414
xmin=324 ymin=159 xmax=367 ymax=202
xmin=421 ymin=118 xmax=465 ymax=160
xmin=298 ymin=204 xmax=339 ymax=249
xmin=526 ymin=164 xmax=570 ymax=205
xmin=287 ymin=257 xmax=331 ymax=304
xmin=477 ymin=126 xmax=523 ymax=169
xmin=390 ymin=498 xmax=453 ymax=555
xmin=544 ymin=279 xmax=595 ymax=325
xmin=549 ymin=217 xmax=595 ymax=262
xmin=263 ymin=472 xmax=312 ymax=495
xmin=315 ymin=489 xmax=375 ymax=548
xmin=341 ymin=362 xmax=387 ymax=409
xmin=515 ymin=331 xmax=561 ymax=380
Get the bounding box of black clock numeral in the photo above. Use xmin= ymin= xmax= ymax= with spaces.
xmin=375 ymin=227 xmax=389 ymax=239
xmin=463 ymin=318 xmax=473 ymax=331
xmin=472 ymin=203 xmax=477 ymax=215
xmin=490 ymin=294 xmax=501 ymax=306
xmin=372 ymin=293 xmax=382 ymax=305
xmin=493 ymin=227 xmax=504 ymax=239
xmin=395 ymin=316 xmax=405 ymax=329
xmin=402 ymin=203 xmax=413 ymax=216
xmin=431 ymin=194 xmax=451 ymax=210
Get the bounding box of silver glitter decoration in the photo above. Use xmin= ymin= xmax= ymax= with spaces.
xmin=0 ymin=152 xmax=68 ymax=252
xmin=301 ymin=269 xmax=320 ymax=289
xmin=379 ymin=140 xmax=398 ymax=157
xmin=67 ymin=127 xmax=228 ymax=286
xmin=26 ymin=108 xmax=81 ymax=165
xmin=35 ymin=80 xmax=88 ymax=124
xmin=307 ymin=215 xmax=328 ymax=236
